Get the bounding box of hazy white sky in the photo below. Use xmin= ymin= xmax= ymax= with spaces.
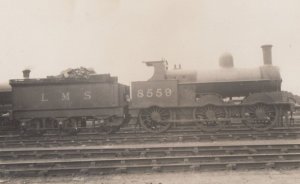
xmin=0 ymin=0 xmax=300 ymax=94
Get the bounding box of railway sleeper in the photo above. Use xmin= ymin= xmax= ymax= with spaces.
xmin=1 ymin=160 xmax=300 ymax=177
xmin=3 ymin=146 xmax=300 ymax=161
xmin=2 ymin=152 xmax=300 ymax=169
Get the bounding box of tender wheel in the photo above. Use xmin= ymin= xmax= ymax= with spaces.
xmin=242 ymin=103 xmax=278 ymax=131
xmin=63 ymin=117 xmax=80 ymax=135
xmin=0 ymin=116 xmax=10 ymax=130
xmin=22 ymin=118 xmax=46 ymax=136
xmin=95 ymin=116 xmax=122 ymax=134
xmin=193 ymin=105 xmax=226 ymax=132
xmin=44 ymin=118 xmax=59 ymax=129
xmin=139 ymin=106 xmax=172 ymax=133
xmin=102 ymin=125 xmax=121 ymax=134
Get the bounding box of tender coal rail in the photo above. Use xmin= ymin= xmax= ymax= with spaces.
xmin=1 ymin=143 xmax=300 ymax=176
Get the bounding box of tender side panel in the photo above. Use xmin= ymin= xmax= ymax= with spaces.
xmin=131 ymin=80 xmax=178 ymax=108
xmin=0 ymin=91 xmax=12 ymax=106
xmin=12 ymin=83 xmax=120 ymax=111
xmin=12 ymin=108 xmax=125 ymax=119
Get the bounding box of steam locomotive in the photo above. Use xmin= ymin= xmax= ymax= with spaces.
xmin=0 ymin=45 xmax=295 ymax=134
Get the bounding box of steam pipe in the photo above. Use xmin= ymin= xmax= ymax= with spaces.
xmin=22 ymin=69 xmax=31 ymax=79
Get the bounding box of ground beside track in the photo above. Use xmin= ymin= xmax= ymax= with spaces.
xmin=1 ymin=122 xmax=300 ymax=182
xmin=1 ymin=169 xmax=300 ymax=184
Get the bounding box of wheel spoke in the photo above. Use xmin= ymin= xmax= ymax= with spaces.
xmin=242 ymin=103 xmax=277 ymax=131
xmin=139 ymin=106 xmax=172 ymax=133
xmin=193 ymin=105 xmax=226 ymax=132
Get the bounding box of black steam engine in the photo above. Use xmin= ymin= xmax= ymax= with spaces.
xmin=0 ymin=45 xmax=295 ymax=135
xmin=130 ymin=45 xmax=294 ymax=133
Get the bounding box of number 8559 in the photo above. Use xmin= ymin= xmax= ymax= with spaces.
xmin=137 ymin=88 xmax=172 ymax=98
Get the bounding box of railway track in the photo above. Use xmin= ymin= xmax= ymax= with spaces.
xmin=1 ymin=116 xmax=299 ymax=136
xmin=0 ymin=126 xmax=299 ymax=148
xmin=0 ymin=117 xmax=300 ymax=140
xmin=0 ymin=119 xmax=299 ymax=177
xmin=1 ymin=141 xmax=300 ymax=176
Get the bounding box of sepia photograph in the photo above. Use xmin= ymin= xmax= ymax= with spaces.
xmin=0 ymin=0 xmax=300 ymax=183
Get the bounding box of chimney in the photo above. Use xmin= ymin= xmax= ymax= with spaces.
xmin=261 ymin=44 xmax=273 ymax=65
xmin=22 ymin=69 xmax=31 ymax=79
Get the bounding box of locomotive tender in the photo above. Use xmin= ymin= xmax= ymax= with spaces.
xmin=0 ymin=84 xmax=12 ymax=129
xmin=0 ymin=44 xmax=295 ymax=134
xmin=7 ymin=72 xmax=130 ymax=134
xmin=130 ymin=45 xmax=293 ymax=132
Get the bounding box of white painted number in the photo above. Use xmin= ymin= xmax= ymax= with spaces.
xmin=136 ymin=88 xmax=173 ymax=98
xmin=137 ymin=89 xmax=144 ymax=98
xmin=165 ymin=88 xmax=172 ymax=96
xmin=146 ymin=89 xmax=153 ymax=97
xmin=156 ymin=88 xmax=163 ymax=97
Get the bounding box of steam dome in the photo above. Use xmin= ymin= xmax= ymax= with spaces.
xmin=219 ymin=53 xmax=234 ymax=68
